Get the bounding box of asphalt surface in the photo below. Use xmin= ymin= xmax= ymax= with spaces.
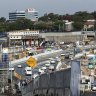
xmin=14 ymin=59 xmax=59 ymax=81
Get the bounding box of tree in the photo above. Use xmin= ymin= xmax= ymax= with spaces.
xmin=94 ymin=21 xmax=96 ymax=31
xmin=15 ymin=18 xmax=33 ymax=30
xmin=73 ymin=11 xmax=94 ymax=22
xmin=72 ymin=22 xmax=84 ymax=31
xmin=0 ymin=17 xmax=6 ymax=22
xmin=91 ymin=11 xmax=96 ymax=19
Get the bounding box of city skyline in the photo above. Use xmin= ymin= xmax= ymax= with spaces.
xmin=1 ymin=0 xmax=96 ymax=19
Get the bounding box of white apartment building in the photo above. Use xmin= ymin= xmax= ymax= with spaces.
xmin=25 ymin=8 xmax=38 ymax=21
xmin=9 ymin=8 xmax=38 ymax=21
xmin=8 ymin=30 xmax=40 ymax=47
xmin=65 ymin=21 xmax=73 ymax=31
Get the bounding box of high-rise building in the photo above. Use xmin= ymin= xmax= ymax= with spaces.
xmin=25 ymin=8 xmax=38 ymax=21
xmin=9 ymin=10 xmax=25 ymax=21
xmin=9 ymin=8 xmax=38 ymax=21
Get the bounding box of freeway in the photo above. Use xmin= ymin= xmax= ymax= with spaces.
xmin=7 ymin=44 xmax=96 ymax=96
xmin=4 ymin=44 xmax=96 ymax=67
xmin=12 ymin=49 xmax=80 ymax=81
xmin=12 ymin=48 xmax=74 ymax=81
xmin=14 ymin=60 xmax=57 ymax=80
xmin=9 ymin=49 xmax=63 ymax=67
xmin=9 ymin=45 xmax=96 ymax=82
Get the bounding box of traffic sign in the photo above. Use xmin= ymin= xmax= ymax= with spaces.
xmin=26 ymin=56 xmax=37 ymax=68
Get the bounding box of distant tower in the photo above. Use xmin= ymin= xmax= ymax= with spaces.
xmin=9 ymin=10 xmax=25 ymax=21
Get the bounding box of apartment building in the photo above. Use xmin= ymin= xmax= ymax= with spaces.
xmin=9 ymin=8 xmax=38 ymax=21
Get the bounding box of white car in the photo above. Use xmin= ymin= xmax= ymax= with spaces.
xmin=38 ymin=69 xmax=45 ymax=74
xmin=33 ymin=74 xmax=39 ymax=79
xmin=50 ymin=60 xmax=56 ymax=64
xmin=41 ymin=66 xmax=47 ymax=70
xmin=17 ymin=64 xmax=22 ymax=68
xmin=45 ymin=63 xmax=50 ymax=67
xmin=49 ymin=65 xmax=54 ymax=70
xmin=9 ymin=68 xmax=14 ymax=71
xmin=25 ymin=67 xmax=32 ymax=75
xmin=92 ymin=86 xmax=96 ymax=91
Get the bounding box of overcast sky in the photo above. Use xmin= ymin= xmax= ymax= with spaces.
xmin=1 ymin=0 xmax=96 ymax=19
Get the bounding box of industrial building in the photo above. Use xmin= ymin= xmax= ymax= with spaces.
xmin=7 ymin=29 xmax=40 ymax=47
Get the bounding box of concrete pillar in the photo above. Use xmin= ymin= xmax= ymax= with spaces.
xmin=70 ymin=60 xmax=80 ymax=96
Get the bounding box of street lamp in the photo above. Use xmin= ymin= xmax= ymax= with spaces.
xmin=73 ymin=44 xmax=76 ymax=57
xmin=95 ymin=30 xmax=96 ymax=41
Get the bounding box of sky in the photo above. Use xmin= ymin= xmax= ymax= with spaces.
xmin=1 ymin=0 xmax=96 ymax=19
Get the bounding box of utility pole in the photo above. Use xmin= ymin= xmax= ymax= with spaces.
xmin=95 ymin=30 xmax=96 ymax=41
xmin=73 ymin=44 xmax=76 ymax=57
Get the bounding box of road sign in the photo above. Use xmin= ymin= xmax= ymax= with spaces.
xmin=26 ymin=56 xmax=37 ymax=68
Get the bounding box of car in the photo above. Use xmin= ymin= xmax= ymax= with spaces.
xmin=56 ymin=56 xmax=61 ymax=61
xmin=50 ymin=60 xmax=56 ymax=64
xmin=41 ymin=66 xmax=47 ymax=70
xmin=48 ymin=58 xmax=54 ymax=60
xmin=61 ymin=53 xmax=65 ymax=56
xmin=38 ymin=69 xmax=45 ymax=74
xmin=9 ymin=68 xmax=14 ymax=71
xmin=92 ymin=86 xmax=96 ymax=91
xmin=45 ymin=60 xmax=50 ymax=64
xmin=45 ymin=63 xmax=50 ymax=67
xmin=33 ymin=74 xmax=39 ymax=79
xmin=48 ymin=65 xmax=55 ymax=72
xmin=17 ymin=64 xmax=22 ymax=68
xmin=49 ymin=65 xmax=54 ymax=70
xmin=25 ymin=67 xmax=32 ymax=76
xmin=64 ymin=54 xmax=70 ymax=59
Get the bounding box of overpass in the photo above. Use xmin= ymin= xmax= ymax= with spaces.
xmin=39 ymin=31 xmax=95 ymax=43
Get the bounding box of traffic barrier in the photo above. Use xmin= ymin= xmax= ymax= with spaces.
xmin=21 ymin=68 xmax=71 ymax=96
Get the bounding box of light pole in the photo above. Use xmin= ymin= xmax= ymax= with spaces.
xmin=13 ymin=41 xmax=16 ymax=60
xmin=73 ymin=44 xmax=76 ymax=57
xmin=31 ymin=68 xmax=33 ymax=80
